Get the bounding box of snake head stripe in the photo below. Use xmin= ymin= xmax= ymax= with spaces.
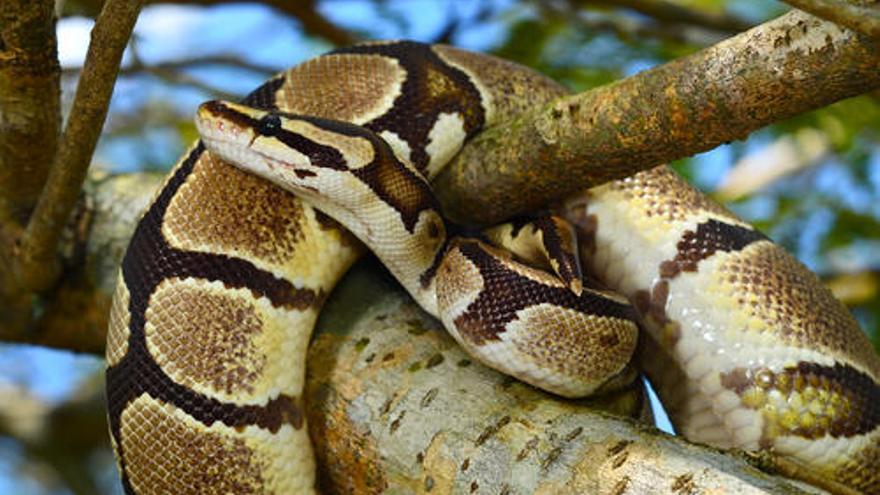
xmin=197 ymin=99 xmax=448 ymax=314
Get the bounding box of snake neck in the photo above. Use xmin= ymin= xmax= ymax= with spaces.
xmin=306 ymin=191 xmax=447 ymax=316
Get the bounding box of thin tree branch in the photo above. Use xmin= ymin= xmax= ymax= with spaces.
xmin=543 ymin=1 xmax=727 ymax=47
xmin=63 ymin=54 xmax=282 ymax=79
xmin=15 ymin=0 xmax=144 ymax=293
xmin=782 ymin=0 xmax=880 ymax=39
xmin=434 ymin=9 xmax=880 ymax=225
xmin=141 ymin=65 xmax=243 ymax=101
xmin=577 ymin=0 xmax=753 ymax=34
xmin=68 ymin=54 xmax=278 ymax=101
xmin=63 ymin=0 xmax=358 ymax=46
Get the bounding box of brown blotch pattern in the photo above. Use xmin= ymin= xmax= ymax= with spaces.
xmin=107 ymin=145 xmax=325 ymax=493
xmin=278 ymin=53 xmax=403 ymax=123
xmin=433 ymin=44 xmax=567 ymax=122
xmin=333 ymin=41 xmax=487 ymax=173
xmin=609 ymin=166 xmax=736 ymax=222
xmin=145 ymin=280 xmax=265 ymax=396
xmin=164 ymin=152 xmax=309 ymax=265
xmin=514 ymin=304 xmax=637 ymax=384
xmin=718 ymin=242 xmax=879 ymax=372
xmin=720 ymin=361 xmax=880 ymax=439
xmin=449 ymin=239 xmax=635 ymax=345
xmin=121 ymin=397 xmax=265 ymax=495
xmin=660 ymin=219 xmax=767 ymax=278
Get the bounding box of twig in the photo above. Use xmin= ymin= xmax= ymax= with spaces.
xmin=782 ymin=0 xmax=880 ymax=39
xmin=542 ymin=1 xmax=727 ymax=47
xmin=16 ymin=0 xmax=144 ymax=292
xmin=62 ymin=54 xmax=282 ymax=79
xmin=140 ymin=65 xmax=242 ymax=101
xmin=62 ymin=0 xmax=359 ymax=46
xmin=577 ymin=0 xmax=753 ymax=34
xmin=434 ymin=9 xmax=880 ymax=224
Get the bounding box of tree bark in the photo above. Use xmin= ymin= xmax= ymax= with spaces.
xmin=434 ymin=9 xmax=880 ymax=225
xmin=0 ymin=0 xmax=59 ymax=225
xmin=782 ymin=0 xmax=880 ymax=39
xmin=15 ymin=0 xmax=144 ymax=293
xmin=305 ymin=261 xmax=827 ymax=494
xmin=0 ymin=171 xmax=163 ymax=352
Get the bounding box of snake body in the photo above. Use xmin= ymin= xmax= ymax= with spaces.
xmin=106 ymin=41 xmax=880 ymax=494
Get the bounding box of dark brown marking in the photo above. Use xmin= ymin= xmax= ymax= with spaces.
xmin=241 ymin=75 xmax=285 ymax=109
xmin=421 ymin=388 xmax=439 ymax=408
xmin=542 ymin=446 xmax=563 ymax=469
xmin=517 ymin=437 xmax=539 ymax=461
xmin=390 ymin=411 xmax=406 ymax=433
xmin=565 ymin=199 xmax=599 ymax=256
xmin=452 ymin=239 xmax=635 ymax=344
xmin=662 ymin=219 xmax=767 ymax=278
xmin=565 ymin=427 xmax=583 ymax=442
xmin=720 ymin=361 xmax=880 ymax=438
xmin=202 ymin=100 xmax=262 ymax=130
xmin=106 ymin=144 xmax=315 ymax=494
xmin=425 ymin=353 xmax=445 ymax=368
xmin=419 ymin=241 xmax=449 ymax=289
xmin=610 ymin=476 xmax=630 ymax=495
xmin=671 ymin=472 xmax=696 ymax=494
xmin=719 ymin=367 xmax=751 ymax=394
xmin=509 ymin=215 xmax=582 ymax=288
xmin=332 ymin=41 xmax=486 ymax=173
xmin=294 ymin=168 xmax=317 ymax=179
xmin=607 ymin=440 xmax=632 ymax=456
xmin=285 ymin=115 xmax=441 ymax=234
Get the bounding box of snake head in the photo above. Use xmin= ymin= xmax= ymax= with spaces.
xmin=196 ymin=100 xmax=377 ymax=197
xmin=196 ymin=100 xmax=416 ymax=228
xmin=196 ymin=100 xmax=448 ymax=312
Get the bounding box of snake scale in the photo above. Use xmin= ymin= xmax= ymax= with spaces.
xmin=105 ymin=40 xmax=880 ymax=494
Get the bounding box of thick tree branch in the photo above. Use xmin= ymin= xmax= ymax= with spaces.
xmin=0 ymin=172 xmax=162 ymax=352
xmin=435 ymin=10 xmax=880 ymax=225
xmin=305 ymin=263 xmax=826 ymax=494
xmin=15 ymin=0 xmax=144 ymax=293
xmin=0 ymin=0 xmax=60 ymax=225
xmin=782 ymin=0 xmax=880 ymax=39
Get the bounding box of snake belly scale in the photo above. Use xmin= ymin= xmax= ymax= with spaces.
xmin=106 ymin=41 xmax=880 ymax=494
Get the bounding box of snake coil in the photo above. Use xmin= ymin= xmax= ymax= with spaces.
xmin=106 ymin=41 xmax=880 ymax=494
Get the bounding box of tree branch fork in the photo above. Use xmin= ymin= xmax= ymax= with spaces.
xmin=0 ymin=5 xmax=878 ymax=353
xmin=0 ymin=3 xmax=877 ymax=493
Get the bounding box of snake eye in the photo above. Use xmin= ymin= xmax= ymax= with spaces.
xmin=256 ymin=114 xmax=282 ymax=136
